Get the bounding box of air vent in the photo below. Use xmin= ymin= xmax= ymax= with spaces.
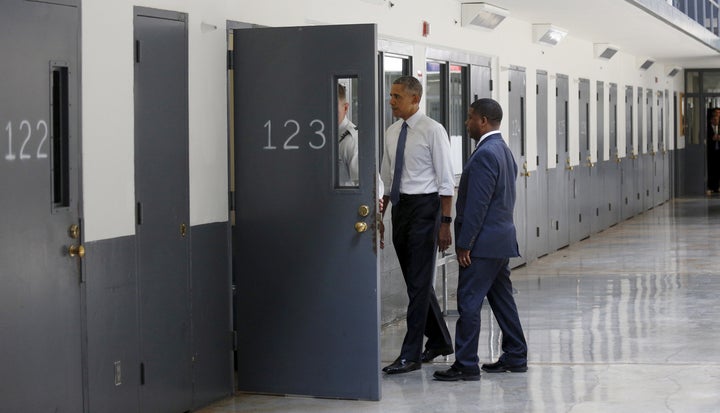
xmin=593 ymin=43 xmax=619 ymax=60
xmin=639 ymin=59 xmax=655 ymax=70
xmin=667 ymin=67 xmax=681 ymax=77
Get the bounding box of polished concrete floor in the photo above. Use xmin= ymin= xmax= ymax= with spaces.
xmin=197 ymin=198 xmax=720 ymax=413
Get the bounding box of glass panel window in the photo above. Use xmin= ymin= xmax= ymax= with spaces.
xmin=449 ymin=64 xmax=467 ymax=175
xmin=703 ymin=71 xmax=720 ymax=93
xmin=336 ymin=77 xmax=360 ymax=188
xmin=686 ymin=70 xmax=700 ymax=94
xmin=382 ymin=55 xmax=410 ymax=131
xmin=425 ymin=61 xmax=445 ymax=124
xmin=687 ymin=96 xmax=700 ymax=145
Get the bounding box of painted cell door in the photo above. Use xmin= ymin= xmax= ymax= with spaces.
xmin=507 ymin=67 xmax=527 ymax=267
xmin=134 ymin=8 xmax=192 ymax=413
xmin=233 ymin=24 xmax=380 ymax=400
xmin=0 ymin=1 xmax=84 ymax=411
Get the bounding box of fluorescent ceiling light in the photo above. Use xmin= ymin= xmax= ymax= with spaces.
xmin=461 ymin=2 xmax=509 ymax=30
xmin=532 ymin=24 xmax=567 ymax=46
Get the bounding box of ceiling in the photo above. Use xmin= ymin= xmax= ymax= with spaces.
xmin=479 ymin=0 xmax=720 ymax=69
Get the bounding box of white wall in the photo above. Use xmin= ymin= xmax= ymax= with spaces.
xmin=81 ymin=0 xmax=684 ymax=241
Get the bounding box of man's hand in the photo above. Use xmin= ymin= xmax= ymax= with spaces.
xmin=438 ymin=224 xmax=452 ymax=252
xmin=456 ymin=247 xmax=471 ymax=268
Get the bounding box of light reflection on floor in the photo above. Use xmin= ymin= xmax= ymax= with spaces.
xmin=197 ymin=198 xmax=720 ymax=413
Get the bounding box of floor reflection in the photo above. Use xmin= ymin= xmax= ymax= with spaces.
xmin=197 ymin=198 xmax=720 ymax=413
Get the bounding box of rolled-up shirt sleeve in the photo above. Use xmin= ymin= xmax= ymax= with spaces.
xmin=430 ymin=124 xmax=456 ymax=196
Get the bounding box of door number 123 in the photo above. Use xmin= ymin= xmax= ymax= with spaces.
xmin=263 ymin=119 xmax=326 ymax=150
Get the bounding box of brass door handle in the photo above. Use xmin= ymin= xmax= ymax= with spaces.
xmin=521 ymin=162 xmax=531 ymax=177
xmin=68 ymin=245 xmax=85 ymax=258
xmin=358 ymin=205 xmax=370 ymax=217
xmin=354 ymin=222 xmax=368 ymax=233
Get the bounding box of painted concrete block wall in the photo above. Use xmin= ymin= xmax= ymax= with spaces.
xmin=81 ymin=0 xmax=682 ymax=242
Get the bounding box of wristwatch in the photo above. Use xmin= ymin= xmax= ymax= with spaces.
xmin=441 ymin=216 xmax=452 ymax=224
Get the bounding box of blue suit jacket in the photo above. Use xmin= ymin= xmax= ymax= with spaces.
xmin=455 ymin=132 xmax=520 ymax=258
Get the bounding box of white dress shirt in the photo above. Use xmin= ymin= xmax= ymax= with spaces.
xmin=381 ymin=111 xmax=455 ymax=197
xmin=338 ymin=116 xmax=359 ymax=186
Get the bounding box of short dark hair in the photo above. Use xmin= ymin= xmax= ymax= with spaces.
xmin=392 ymin=75 xmax=423 ymax=99
xmin=470 ymin=98 xmax=503 ymax=125
xmin=337 ymin=83 xmax=347 ymax=101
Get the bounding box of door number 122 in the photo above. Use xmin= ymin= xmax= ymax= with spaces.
xmin=5 ymin=120 xmax=49 ymax=161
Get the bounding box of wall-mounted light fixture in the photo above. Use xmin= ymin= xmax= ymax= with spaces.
xmin=461 ymin=2 xmax=509 ymax=30
xmin=594 ymin=43 xmax=619 ymax=60
xmin=532 ymin=24 xmax=567 ymax=46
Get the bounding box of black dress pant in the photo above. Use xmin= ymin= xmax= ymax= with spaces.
xmin=391 ymin=193 xmax=452 ymax=361
xmin=708 ymin=145 xmax=720 ymax=191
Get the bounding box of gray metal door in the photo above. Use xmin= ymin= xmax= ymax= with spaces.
xmin=134 ymin=9 xmax=192 ymax=413
xmin=570 ymin=79 xmax=592 ymax=242
xmin=621 ymin=86 xmax=635 ymax=219
xmin=654 ymin=91 xmax=665 ymax=205
xmin=0 ymin=1 xmax=83 ymax=411
xmin=529 ymin=71 xmax=549 ymax=260
xmin=549 ymin=75 xmax=570 ymax=251
xmin=595 ymin=81 xmax=609 ymax=231
xmin=471 ymin=64 xmax=492 ymax=100
xmin=508 ymin=67 xmax=527 ymax=267
xmin=233 ymin=24 xmax=380 ymax=400
xmin=603 ymin=83 xmax=622 ymax=227
xmin=643 ymin=88 xmax=655 ymax=210
xmin=633 ymin=87 xmax=644 ymax=215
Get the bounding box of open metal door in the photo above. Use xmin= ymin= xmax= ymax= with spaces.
xmin=0 ymin=1 xmax=83 ymax=411
xmin=232 ymin=24 xmax=380 ymax=400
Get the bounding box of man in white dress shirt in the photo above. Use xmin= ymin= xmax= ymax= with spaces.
xmin=380 ymin=75 xmax=455 ymax=374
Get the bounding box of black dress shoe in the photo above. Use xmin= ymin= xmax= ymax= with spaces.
xmin=481 ymin=359 xmax=527 ymax=373
xmin=433 ymin=366 xmax=480 ymax=381
xmin=420 ymin=346 xmax=454 ymax=363
xmin=382 ymin=358 xmax=421 ymax=374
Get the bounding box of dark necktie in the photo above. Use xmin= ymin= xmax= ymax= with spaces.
xmin=390 ymin=122 xmax=408 ymax=205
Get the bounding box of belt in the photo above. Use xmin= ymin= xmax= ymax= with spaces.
xmin=399 ymin=192 xmax=439 ymax=200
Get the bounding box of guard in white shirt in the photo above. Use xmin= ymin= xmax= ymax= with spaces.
xmin=337 ymin=83 xmax=359 ymax=187
xmin=380 ymin=75 xmax=455 ymax=375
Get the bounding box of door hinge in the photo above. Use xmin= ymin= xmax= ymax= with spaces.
xmin=228 ymin=190 xmax=235 ymax=212
xmin=489 ymin=79 xmax=493 ymax=91
xmin=231 ymin=330 xmax=238 ymax=351
xmin=227 ymin=50 xmax=234 ymax=70
xmin=536 ymin=84 xmax=539 ymax=95
xmin=140 ymin=362 xmax=145 ymax=385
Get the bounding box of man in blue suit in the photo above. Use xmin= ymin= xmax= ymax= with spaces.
xmin=434 ymin=98 xmax=527 ymax=381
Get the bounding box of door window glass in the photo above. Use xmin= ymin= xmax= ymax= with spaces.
xmin=337 ymin=77 xmax=360 ymax=188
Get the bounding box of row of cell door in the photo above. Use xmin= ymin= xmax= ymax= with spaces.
xmin=507 ymin=69 xmax=673 ymax=265
xmin=0 ymin=3 xmax=217 ymax=413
